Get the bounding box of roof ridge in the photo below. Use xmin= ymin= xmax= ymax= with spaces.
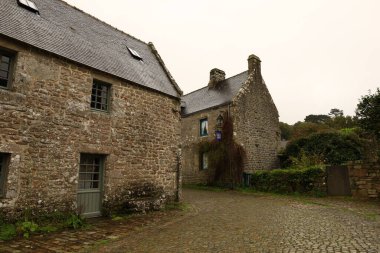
xmin=148 ymin=42 xmax=183 ymax=96
xmin=182 ymin=70 xmax=248 ymax=97
xmin=59 ymin=0 xmax=148 ymax=45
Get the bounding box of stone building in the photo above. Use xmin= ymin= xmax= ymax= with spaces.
xmin=181 ymin=54 xmax=280 ymax=184
xmin=0 ymin=0 xmax=182 ymax=218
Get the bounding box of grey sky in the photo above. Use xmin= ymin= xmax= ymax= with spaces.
xmin=63 ymin=0 xmax=380 ymax=124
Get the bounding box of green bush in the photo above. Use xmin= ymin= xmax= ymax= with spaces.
xmin=0 ymin=223 xmax=17 ymax=241
xmin=250 ymin=166 xmax=326 ymax=195
xmin=65 ymin=214 xmax=85 ymax=229
xmin=283 ymin=131 xmax=362 ymax=167
xmin=16 ymin=221 xmax=38 ymax=239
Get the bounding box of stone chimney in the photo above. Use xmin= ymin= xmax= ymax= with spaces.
xmin=248 ymin=54 xmax=261 ymax=76
xmin=208 ymin=68 xmax=225 ymax=88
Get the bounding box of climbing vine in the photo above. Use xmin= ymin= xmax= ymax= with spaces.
xmin=197 ymin=113 xmax=245 ymax=187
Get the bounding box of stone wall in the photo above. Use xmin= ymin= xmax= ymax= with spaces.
xmin=181 ymin=106 xmax=228 ymax=184
xmin=347 ymin=161 xmax=380 ymax=199
xmin=232 ymin=58 xmax=280 ymax=172
xmin=0 ymin=36 xmax=181 ymax=218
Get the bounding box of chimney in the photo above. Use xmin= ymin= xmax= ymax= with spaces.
xmin=248 ymin=54 xmax=261 ymax=75
xmin=208 ymin=68 xmax=225 ymax=88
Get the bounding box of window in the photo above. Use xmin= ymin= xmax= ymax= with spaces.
xmin=0 ymin=51 xmax=13 ymax=88
xmin=200 ymin=152 xmax=208 ymax=170
xmin=17 ymin=0 xmax=39 ymax=14
xmin=200 ymin=118 xmax=208 ymax=136
xmin=91 ymin=80 xmax=110 ymax=111
xmin=78 ymin=154 xmax=104 ymax=190
xmin=0 ymin=153 xmax=10 ymax=197
xmin=127 ymin=47 xmax=143 ymax=61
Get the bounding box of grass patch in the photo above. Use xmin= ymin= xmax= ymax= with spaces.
xmin=82 ymin=239 xmax=112 ymax=253
xmin=111 ymin=214 xmax=132 ymax=222
xmin=38 ymin=225 xmax=58 ymax=233
xmin=364 ymin=213 xmax=379 ymax=221
xmin=164 ymin=202 xmax=190 ymax=211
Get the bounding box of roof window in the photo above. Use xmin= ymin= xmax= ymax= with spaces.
xmin=127 ymin=47 xmax=142 ymax=61
xmin=17 ymin=0 xmax=39 ymax=14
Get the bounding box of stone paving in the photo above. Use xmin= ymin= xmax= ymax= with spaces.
xmin=99 ymin=189 xmax=380 ymax=253
xmin=0 ymin=189 xmax=379 ymax=253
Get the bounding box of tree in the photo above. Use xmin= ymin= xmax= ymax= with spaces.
xmin=304 ymin=114 xmax=330 ymax=124
xmin=291 ymin=122 xmax=330 ymax=140
xmin=326 ymin=115 xmax=357 ymax=130
xmin=279 ymin=122 xmax=293 ymax=140
xmin=356 ymin=88 xmax=380 ymax=139
xmin=329 ymin=108 xmax=344 ymax=117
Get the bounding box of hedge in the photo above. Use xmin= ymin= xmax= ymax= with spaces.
xmin=283 ymin=131 xmax=362 ymax=167
xmin=249 ymin=166 xmax=326 ymax=194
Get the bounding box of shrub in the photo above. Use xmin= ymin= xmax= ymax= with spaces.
xmin=0 ymin=223 xmax=17 ymax=241
xmin=283 ymin=131 xmax=362 ymax=167
xmin=65 ymin=214 xmax=85 ymax=229
xmin=250 ymin=166 xmax=326 ymax=195
xmin=16 ymin=221 xmax=39 ymax=239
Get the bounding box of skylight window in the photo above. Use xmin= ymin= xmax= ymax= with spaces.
xmin=127 ymin=47 xmax=142 ymax=61
xmin=17 ymin=0 xmax=39 ymax=14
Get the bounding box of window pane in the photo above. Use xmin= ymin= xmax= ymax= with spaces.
xmin=0 ymin=79 xmax=7 ymax=87
xmin=200 ymin=119 xmax=208 ymax=136
xmin=1 ymin=56 xmax=9 ymax=63
xmin=0 ymin=62 xmax=9 ymax=72
xmin=0 ymin=70 xmax=8 ymax=79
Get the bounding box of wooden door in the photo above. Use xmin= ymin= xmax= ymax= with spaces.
xmin=327 ymin=165 xmax=351 ymax=196
xmin=77 ymin=154 xmax=104 ymax=217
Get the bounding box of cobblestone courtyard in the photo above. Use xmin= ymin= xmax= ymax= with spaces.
xmin=98 ymin=189 xmax=380 ymax=253
xmin=1 ymin=188 xmax=379 ymax=253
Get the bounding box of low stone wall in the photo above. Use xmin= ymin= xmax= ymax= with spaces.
xmin=347 ymin=161 xmax=380 ymax=199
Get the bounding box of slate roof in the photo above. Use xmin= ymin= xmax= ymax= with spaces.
xmin=181 ymin=71 xmax=248 ymax=116
xmin=0 ymin=0 xmax=181 ymax=98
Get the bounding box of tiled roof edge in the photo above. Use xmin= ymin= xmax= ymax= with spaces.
xmin=181 ymin=102 xmax=231 ymax=117
xmin=148 ymin=42 xmax=183 ymax=96
xmin=59 ymin=0 xmax=148 ymax=45
xmin=182 ymin=70 xmax=249 ymax=97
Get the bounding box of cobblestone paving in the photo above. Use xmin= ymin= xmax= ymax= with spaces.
xmin=0 ymin=210 xmax=187 ymax=253
xmin=0 ymin=189 xmax=379 ymax=253
xmin=99 ymin=189 xmax=380 ymax=253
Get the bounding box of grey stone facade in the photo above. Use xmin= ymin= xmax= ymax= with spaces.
xmin=0 ymin=0 xmax=182 ymax=218
xmin=181 ymin=54 xmax=280 ymax=184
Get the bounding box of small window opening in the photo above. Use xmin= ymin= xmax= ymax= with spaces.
xmin=17 ymin=0 xmax=40 ymax=14
xmin=0 ymin=153 xmax=10 ymax=197
xmin=200 ymin=152 xmax=208 ymax=170
xmin=127 ymin=47 xmax=143 ymax=61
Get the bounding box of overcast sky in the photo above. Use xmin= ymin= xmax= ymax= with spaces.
xmin=63 ymin=0 xmax=380 ymax=124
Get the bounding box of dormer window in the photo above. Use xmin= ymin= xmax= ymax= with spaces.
xmin=127 ymin=47 xmax=142 ymax=61
xmin=17 ymin=0 xmax=39 ymax=14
